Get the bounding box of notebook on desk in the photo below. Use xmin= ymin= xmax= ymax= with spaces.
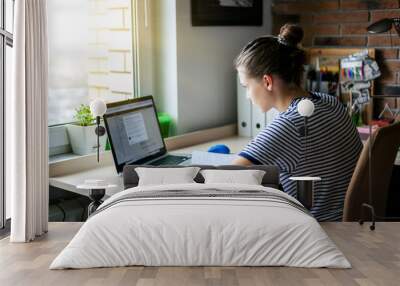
xmin=191 ymin=151 xmax=238 ymax=165
xmin=103 ymin=96 xmax=191 ymax=174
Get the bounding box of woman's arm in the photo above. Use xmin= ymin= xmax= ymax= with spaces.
xmin=232 ymin=155 xmax=253 ymax=166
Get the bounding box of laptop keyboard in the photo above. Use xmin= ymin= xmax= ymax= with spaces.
xmin=151 ymin=155 xmax=189 ymax=166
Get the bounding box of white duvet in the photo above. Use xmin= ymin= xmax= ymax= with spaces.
xmin=50 ymin=183 xmax=351 ymax=269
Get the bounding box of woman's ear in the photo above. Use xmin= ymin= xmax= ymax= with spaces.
xmin=262 ymin=74 xmax=273 ymax=91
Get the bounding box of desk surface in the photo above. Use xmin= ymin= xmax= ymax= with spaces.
xmin=1 ymin=222 xmax=400 ymax=286
xmin=49 ymin=136 xmax=250 ymax=197
xmin=49 ymin=135 xmax=400 ymax=197
xmin=49 ymin=165 xmax=123 ymax=197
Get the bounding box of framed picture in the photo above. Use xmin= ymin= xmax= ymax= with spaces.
xmin=191 ymin=0 xmax=263 ymax=26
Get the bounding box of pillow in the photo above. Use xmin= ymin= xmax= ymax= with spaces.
xmin=135 ymin=167 xmax=201 ymax=186
xmin=200 ymin=169 xmax=266 ymax=185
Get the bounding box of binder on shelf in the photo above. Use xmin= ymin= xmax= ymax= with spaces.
xmin=237 ymin=76 xmax=252 ymax=137
xmin=251 ymin=104 xmax=266 ymax=137
xmin=237 ymin=74 xmax=273 ymax=138
xmin=266 ymin=108 xmax=279 ymax=126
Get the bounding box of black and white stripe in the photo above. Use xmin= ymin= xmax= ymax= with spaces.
xmin=239 ymin=92 xmax=363 ymax=221
xmin=91 ymin=189 xmax=311 ymax=218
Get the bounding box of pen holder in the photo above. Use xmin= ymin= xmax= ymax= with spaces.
xmin=289 ymin=177 xmax=321 ymax=210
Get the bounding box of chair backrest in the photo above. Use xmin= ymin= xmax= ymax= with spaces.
xmin=343 ymin=121 xmax=400 ymax=221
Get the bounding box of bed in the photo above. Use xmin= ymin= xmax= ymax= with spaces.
xmin=50 ymin=165 xmax=350 ymax=269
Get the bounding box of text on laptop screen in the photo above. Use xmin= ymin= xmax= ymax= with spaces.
xmin=105 ymin=99 xmax=164 ymax=166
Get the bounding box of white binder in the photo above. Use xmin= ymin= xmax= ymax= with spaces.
xmin=266 ymin=107 xmax=279 ymax=126
xmin=251 ymin=104 xmax=266 ymax=137
xmin=237 ymin=76 xmax=252 ymax=137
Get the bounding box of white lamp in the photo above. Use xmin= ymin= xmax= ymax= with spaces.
xmin=297 ymin=99 xmax=315 ymax=117
xmin=297 ymin=98 xmax=314 ymax=145
xmin=289 ymin=99 xmax=320 ymax=210
xmin=90 ymin=99 xmax=107 ymax=162
xmin=90 ymin=99 xmax=107 ymax=118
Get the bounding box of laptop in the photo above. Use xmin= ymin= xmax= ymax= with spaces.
xmin=103 ymin=96 xmax=191 ymax=174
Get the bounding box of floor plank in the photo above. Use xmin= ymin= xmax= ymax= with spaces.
xmin=1 ymin=222 xmax=400 ymax=286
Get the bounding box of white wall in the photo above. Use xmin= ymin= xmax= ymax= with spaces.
xmin=151 ymin=0 xmax=179 ymax=135
xmin=175 ymin=0 xmax=271 ymax=134
xmin=149 ymin=0 xmax=271 ymax=135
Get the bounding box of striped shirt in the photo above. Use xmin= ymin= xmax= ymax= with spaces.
xmin=239 ymin=92 xmax=362 ymax=221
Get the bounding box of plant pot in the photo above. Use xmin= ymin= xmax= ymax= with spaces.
xmin=66 ymin=124 xmax=107 ymax=156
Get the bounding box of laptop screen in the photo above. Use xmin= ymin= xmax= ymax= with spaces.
xmin=104 ymin=96 xmax=166 ymax=173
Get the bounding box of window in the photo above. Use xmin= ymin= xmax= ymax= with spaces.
xmin=48 ymin=0 xmax=137 ymax=126
xmin=1 ymin=0 xmax=14 ymax=230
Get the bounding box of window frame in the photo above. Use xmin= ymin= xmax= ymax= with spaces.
xmin=0 ymin=0 xmax=14 ymax=230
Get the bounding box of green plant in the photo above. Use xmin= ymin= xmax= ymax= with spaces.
xmin=73 ymin=104 xmax=95 ymax=126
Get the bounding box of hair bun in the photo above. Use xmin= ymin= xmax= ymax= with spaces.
xmin=278 ymin=23 xmax=304 ymax=47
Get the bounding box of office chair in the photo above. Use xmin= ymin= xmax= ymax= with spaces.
xmin=343 ymin=121 xmax=400 ymax=223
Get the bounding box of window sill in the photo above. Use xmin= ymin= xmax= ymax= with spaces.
xmin=49 ymin=153 xmax=82 ymax=164
xmin=49 ymin=124 xmax=237 ymax=178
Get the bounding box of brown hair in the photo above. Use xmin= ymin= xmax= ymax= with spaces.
xmin=235 ymin=23 xmax=306 ymax=86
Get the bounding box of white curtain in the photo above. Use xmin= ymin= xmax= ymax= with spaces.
xmin=8 ymin=0 xmax=49 ymax=242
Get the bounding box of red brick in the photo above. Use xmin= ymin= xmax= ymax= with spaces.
xmin=342 ymin=23 xmax=398 ymax=36
xmin=272 ymin=1 xmax=339 ymax=15
xmin=385 ymin=60 xmax=400 ymax=73
xmin=341 ymin=23 xmax=369 ymax=35
xmin=378 ymin=73 xmax=398 ymax=84
xmin=368 ymin=35 xmax=400 ymax=46
xmin=300 ymin=14 xmax=314 ymax=24
xmin=314 ymin=36 xmax=367 ymax=46
xmin=341 ymin=0 xmax=399 ymax=10
xmin=379 ymin=60 xmax=400 ymax=84
xmin=304 ymin=24 xmax=339 ymax=35
xmin=376 ymin=48 xmax=399 ymax=60
xmin=371 ymin=10 xmax=400 ymax=23
xmin=302 ymin=24 xmax=340 ymax=46
xmin=314 ymin=11 xmax=369 ymax=24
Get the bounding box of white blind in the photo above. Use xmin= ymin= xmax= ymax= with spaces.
xmin=48 ymin=0 xmax=137 ymax=125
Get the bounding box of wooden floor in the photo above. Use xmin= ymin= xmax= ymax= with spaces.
xmin=1 ymin=222 xmax=399 ymax=286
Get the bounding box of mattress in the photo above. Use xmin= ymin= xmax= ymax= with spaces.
xmin=50 ymin=183 xmax=351 ymax=269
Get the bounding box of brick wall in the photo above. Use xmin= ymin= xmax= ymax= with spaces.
xmin=272 ymin=0 xmax=400 ymax=115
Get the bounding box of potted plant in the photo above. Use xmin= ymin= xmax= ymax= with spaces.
xmin=66 ymin=104 xmax=107 ymax=155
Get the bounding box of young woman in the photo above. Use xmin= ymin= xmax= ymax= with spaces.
xmin=233 ymin=23 xmax=363 ymax=221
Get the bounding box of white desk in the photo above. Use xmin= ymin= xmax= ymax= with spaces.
xmin=49 ymin=135 xmax=400 ymax=199
xmin=49 ymin=165 xmax=122 ymax=198
xmin=49 ymin=136 xmax=250 ymax=198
